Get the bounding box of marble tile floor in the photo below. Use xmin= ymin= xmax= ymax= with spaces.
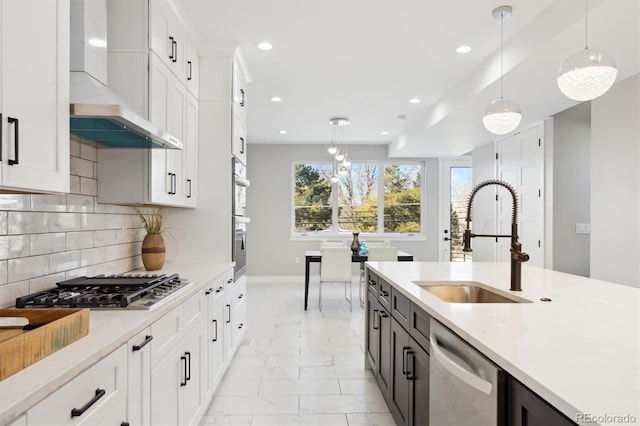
xmin=200 ymin=280 xmax=396 ymax=426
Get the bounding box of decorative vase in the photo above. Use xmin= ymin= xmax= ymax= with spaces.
xmin=359 ymin=240 xmax=369 ymax=256
xmin=350 ymin=232 xmax=360 ymax=254
xmin=141 ymin=234 xmax=165 ymax=271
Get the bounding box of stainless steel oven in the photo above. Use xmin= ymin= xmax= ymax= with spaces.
xmin=233 ymin=158 xmax=250 ymax=278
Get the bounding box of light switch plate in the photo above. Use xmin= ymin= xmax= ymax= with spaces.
xmin=575 ymin=223 xmax=591 ymax=234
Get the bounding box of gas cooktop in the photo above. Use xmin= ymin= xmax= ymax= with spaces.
xmin=15 ymin=273 xmax=192 ymax=310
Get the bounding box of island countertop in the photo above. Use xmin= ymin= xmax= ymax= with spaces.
xmin=365 ymin=261 xmax=639 ymax=426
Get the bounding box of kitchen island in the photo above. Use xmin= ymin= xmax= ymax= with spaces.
xmin=365 ymin=261 xmax=639 ymax=426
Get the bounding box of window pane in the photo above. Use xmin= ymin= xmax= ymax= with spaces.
xmin=337 ymin=163 xmax=378 ymax=232
xmin=383 ymin=164 xmax=421 ymax=232
xmin=450 ymin=166 xmax=472 ymax=261
xmin=294 ymin=163 xmax=332 ymax=232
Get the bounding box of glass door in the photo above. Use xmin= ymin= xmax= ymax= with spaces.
xmin=442 ymin=159 xmax=473 ymax=262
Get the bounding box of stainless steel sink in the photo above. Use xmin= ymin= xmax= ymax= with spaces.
xmin=412 ymin=281 xmax=531 ymax=303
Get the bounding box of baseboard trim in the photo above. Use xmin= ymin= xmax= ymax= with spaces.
xmin=246 ymin=275 xmax=360 ymax=284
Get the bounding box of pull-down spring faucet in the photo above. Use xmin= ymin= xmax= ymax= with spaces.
xmin=462 ymin=179 xmax=529 ymax=291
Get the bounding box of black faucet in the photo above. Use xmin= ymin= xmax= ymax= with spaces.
xmin=462 ymin=179 xmax=529 ymax=291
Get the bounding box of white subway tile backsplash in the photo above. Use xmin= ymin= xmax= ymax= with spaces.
xmin=9 ymin=255 xmax=50 ymax=282
xmin=80 ymin=177 xmax=98 ymax=196
xmin=67 ymin=194 xmax=95 ymax=213
xmin=0 ymin=212 xmax=7 ymax=235
xmin=70 ymin=156 xmax=94 ymax=178
xmin=80 ymin=143 xmax=98 ymax=162
xmin=30 ymin=272 xmax=66 ymax=293
xmin=50 ymin=212 xmax=81 ymax=232
xmin=66 ymin=231 xmax=94 ymax=250
xmin=0 ymin=235 xmax=30 ymax=260
xmin=0 ymin=195 xmax=30 ymax=211
xmin=8 ymin=212 xmax=50 ymax=235
xmin=30 ymin=194 xmax=67 ymax=212
xmin=81 ymin=247 xmax=106 ymax=266
xmin=105 ymin=213 xmax=126 ymax=230
xmin=50 ymin=251 xmax=81 ymax=273
xmin=82 ymin=213 xmax=106 ymax=231
xmin=0 ymin=261 xmax=6 ymax=285
xmin=0 ymin=279 xmax=28 ymax=308
xmin=93 ymin=230 xmax=116 ymax=246
xmin=70 ymin=137 xmax=81 ymax=157
xmin=31 ymin=233 xmax=66 ymax=255
xmin=70 ymin=175 xmax=81 ymax=194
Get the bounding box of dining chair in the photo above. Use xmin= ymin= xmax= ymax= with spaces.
xmin=319 ymin=247 xmax=353 ymax=311
xmin=360 ymin=246 xmax=398 ymax=307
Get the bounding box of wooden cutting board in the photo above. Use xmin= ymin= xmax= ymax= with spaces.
xmin=0 ymin=309 xmax=89 ymax=381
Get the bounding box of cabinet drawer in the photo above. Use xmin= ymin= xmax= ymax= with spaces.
xmin=151 ymin=305 xmax=183 ymax=367
xmin=28 ymin=345 xmax=127 ymax=426
xmin=183 ymin=290 xmax=205 ymax=331
xmin=233 ymin=275 xmax=247 ymax=302
xmin=378 ymin=278 xmax=392 ymax=311
xmin=391 ymin=287 xmax=411 ymax=329
xmin=366 ymin=269 xmax=379 ymax=297
xmin=409 ymin=302 xmax=431 ymax=351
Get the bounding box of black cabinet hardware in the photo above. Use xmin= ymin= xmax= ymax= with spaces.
xmin=238 ymin=323 xmax=243 ymax=329
xmin=227 ymin=278 xmax=233 ymax=284
xmin=212 ymin=319 xmax=218 ymax=342
xmin=185 ymin=351 xmax=191 ymax=381
xmin=187 ymin=179 xmax=192 ymax=198
xmin=71 ymin=388 xmax=105 ymax=417
xmin=402 ymin=346 xmax=410 ymax=375
xmin=132 ymin=335 xmax=153 ymax=351
xmin=216 ymin=286 xmax=223 ymax=293
xmin=169 ymin=36 xmax=175 ymax=61
xmin=368 ymin=279 xmax=377 ymax=287
xmin=205 ymin=288 xmax=214 ymax=295
xmin=240 ymin=137 xmax=245 ymax=154
xmin=187 ymin=61 xmax=192 ymax=80
xmin=226 ymin=304 xmax=231 ymax=323
xmin=167 ymin=172 xmax=172 ymax=194
xmin=238 ymin=293 xmax=244 ymax=299
xmin=240 ymin=89 xmax=245 ymax=107
xmin=406 ymin=350 xmax=415 ymax=380
xmin=380 ymin=290 xmax=389 ymax=297
xmin=180 ymin=355 xmax=188 ymax=386
xmin=173 ymin=39 xmax=178 ymax=63
xmin=7 ymin=116 xmax=18 ymax=165
xmin=0 ymin=113 xmax=3 ymax=161
xmin=372 ymin=309 xmax=379 ymax=330
xmin=121 ymin=422 xmax=130 ymax=426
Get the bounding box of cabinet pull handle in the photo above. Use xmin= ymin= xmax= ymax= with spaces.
xmin=227 ymin=278 xmax=233 ymax=284
xmin=71 ymin=388 xmax=106 ymax=417
xmin=185 ymin=351 xmax=191 ymax=381
xmin=238 ymin=323 xmax=243 ymax=329
xmin=240 ymin=88 xmax=245 ymax=107
xmin=406 ymin=350 xmax=415 ymax=380
xmin=187 ymin=60 xmax=192 ymax=80
xmin=372 ymin=309 xmax=379 ymax=330
xmin=226 ymin=304 xmax=231 ymax=323
xmin=167 ymin=172 xmax=173 ymax=194
xmin=121 ymin=422 xmax=130 ymax=426
xmin=180 ymin=355 xmax=188 ymax=386
xmin=172 ymin=173 xmax=177 ymax=194
xmin=212 ymin=319 xmax=218 ymax=342
xmin=169 ymin=36 xmax=175 ymax=60
xmin=238 ymin=293 xmax=244 ymax=299
xmin=380 ymin=290 xmax=389 ymax=297
xmin=216 ymin=286 xmax=223 ymax=293
xmin=379 ymin=310 xmax=388 ymax=318
xmin=205 ymin=287 xmax=214 ymax=295
xmin=132 ymin=335 xmax=153 ymax=351
xmin=402 ymin=346 xmax=410 ymax=375
xmin=240 ymin=137 xmax=245 ymax=154
xmin=173 ymin=39 xmax=178 ymax=63
xmin=0 ymin=113 xmax=3 ymax=161
xmin=187 ymin=179 xmax=192 ymax=198
xmin=7 ymin=117 xmax=18 ymax=165
xmin=368 ymin=279 xmax=377 ymax=287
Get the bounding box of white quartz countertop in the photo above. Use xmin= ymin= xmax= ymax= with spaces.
xmin=0 ymin=261 xmax=234 ymax=425
xmin=366 ymin=261 xmax=640 ymax=426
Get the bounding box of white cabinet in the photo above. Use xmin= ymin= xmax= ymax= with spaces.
xmin=203 ymin=275 xmax=226 ymax=402
xmin=231 ymin=53 xmax=250 ymax=165
xmin=28 ymin=345 xmax=127 ymax=426
xmin=150 ymin=290 xmax=206 ymax=426
xmin=232 ymin=275 xmax=247 ymax=348
xmin=184 ymin=93 xmax=199 ymax=207
xmin=127 ymin=328 xmax=153 ymax=426
xmin=0 ymin=0 xmax=69 ymax=193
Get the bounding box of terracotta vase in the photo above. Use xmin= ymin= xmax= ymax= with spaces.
xmin=141 ymin=234 xmax=165 ymax=271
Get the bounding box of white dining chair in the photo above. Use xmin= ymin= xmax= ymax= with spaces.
xmin=360 ymin=246 xmax=398 ymax=307
xmin=319 ymin=247 xmax=353 ymax=311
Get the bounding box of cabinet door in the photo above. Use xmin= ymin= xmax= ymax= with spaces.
xmin=184 ymin=92 xmax=198 ymax=207
xmin=408 ymin=337 xmax=429 ymax=426
xmin=182 ymin=324 xmax=205 ymax=425
xmin=223 ymin=291 xmax=234 ymax=362
xmin=185 ymin=39 xmax=199 ymax=96
xmin=377 ymin=307 xmax=392 ymax=399
xmin=507 ymin=376 xmax=576 ymax=426
xmin=127 ymin=328 xmax=153 ymax=426
xmin=150 ymin=345 xmax=181 ymax=426
xmin=232 ymin=275 xmax=247 ymax=348
xmin=366 ymin=292 xmax=379 ymax=373
xmin=390 ymin=318 xmax=411 ymax=426
xmin=0 ymin=0 xmax=69 ymax=193
xmin=149 ymin=0 xmax=185 ymax=80
xmin=205 ymin=287 xmax=225 ymax=402
xmin=231 ymin=108 xmax=247 ymax=165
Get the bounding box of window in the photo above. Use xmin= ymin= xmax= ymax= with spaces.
xmin=293 ymin=161 xmax=423 ymax=236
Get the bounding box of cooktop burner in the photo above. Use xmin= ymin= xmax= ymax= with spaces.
xmin=15 ymin=273 xmax=192 ymax=310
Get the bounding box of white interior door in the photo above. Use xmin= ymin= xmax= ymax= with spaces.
xmin=441 ymin=159 xmax=473 ymax=261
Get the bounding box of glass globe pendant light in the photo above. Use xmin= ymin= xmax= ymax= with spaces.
xmin=482 ymin=6 xmax=522 ymax=136
xmin=557 ymin=0 xmax=617 ymax=101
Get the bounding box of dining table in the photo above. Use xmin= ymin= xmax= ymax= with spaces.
xmin=303 ymin=250 xmax=414 ymax=310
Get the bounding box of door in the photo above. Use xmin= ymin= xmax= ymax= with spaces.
xmin=441 ymin=159 xmax=473 ymax=261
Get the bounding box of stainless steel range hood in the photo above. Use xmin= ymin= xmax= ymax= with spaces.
xmin=69 ymin=0 xmax=182 ymax=150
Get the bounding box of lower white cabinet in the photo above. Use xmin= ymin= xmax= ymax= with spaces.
xmin=232 ymin=275 xmax=247 ymax=348
xmin=27 ymin=345 xmax=127 ymax=426
xmin=127 ymin=328 xmax=153 ymax=426
xmin=203 ymin=276 xmax=226 ymax=403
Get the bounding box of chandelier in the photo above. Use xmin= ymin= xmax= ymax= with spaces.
xmin=328 ymin=117 xmax=350 ymax=183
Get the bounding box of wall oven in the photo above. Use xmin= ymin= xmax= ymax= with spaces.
xmin=233 ymin=158 xmax=250 ymax=278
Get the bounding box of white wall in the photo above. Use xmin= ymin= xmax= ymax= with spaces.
xmin=590 ymin=74 xmax=640 ymax=287
xmin=551 ymin=103 xmax=591 ymax=277
xmin=246 ymin=144 xmax=440 ymax=276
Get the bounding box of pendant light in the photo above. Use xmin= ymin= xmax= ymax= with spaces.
xmin=557 ymin=0 xmax=617 ymax=101
xmin=482 ymin=6 xmax=522 ymax=136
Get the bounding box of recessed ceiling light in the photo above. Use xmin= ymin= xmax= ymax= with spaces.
xmin=456 ymin=45 xmax=472 ymax=54
xmin=279 ymin=130 xmax=288 ymax=134
xmin=409 ymin=97 xmax=421 ymax=104
xmin=380 ymin=131 xmax=389 ymax=135
xmin=257 ymin=42 xmax=273 ymax=50
xmin=270 ymin=96 xmax=282 ymax=102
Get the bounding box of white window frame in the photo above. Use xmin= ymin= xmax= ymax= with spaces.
xmin=290 ymin=160 xmax=427 ymax=241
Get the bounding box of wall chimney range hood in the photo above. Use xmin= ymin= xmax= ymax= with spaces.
xmin=69 ymin=0 xmax=182 ymax=150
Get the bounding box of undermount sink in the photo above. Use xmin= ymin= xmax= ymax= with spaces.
xmin=412 ymin=281 xmax=531 ymax=303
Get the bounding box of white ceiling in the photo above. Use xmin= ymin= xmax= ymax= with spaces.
xmin=177 ymin=0 xmax=639 ymax=158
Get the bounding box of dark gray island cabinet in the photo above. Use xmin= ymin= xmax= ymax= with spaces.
xmin=364 ymin=267 xmax=577 ymax=426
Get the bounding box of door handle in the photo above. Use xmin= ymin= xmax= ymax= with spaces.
xmin=402 ymin=346 xmax=410 ymax=375
xmin=71 ymin=388 xmax=106 ymax=417
xmin=169 ymin=36 xmax=175 ymax=60
xmin=187 ymin=179 xmax=192 ymax=198
xmin=443 ymin=237 xmax=451 ymax=241
xmin=180 ymin=355 xmax=188 ymax=386
xmin=187 ymin=60 xmax=192 ymax=81
xmin=406 ymin=350 xmax=415 ymax=380
xmin=185 ymin=351 xmax=191 ymax=381
xmin=132 ymin=335 xmax=153 ymax=351
xmin=212 ymin=319 xmax=218 ymax=342
xmin=372 ymin=309 xmax=379 ymax=330
xmin=7 ymin=116 xmax=19 ymax=165
xmin=226 ymin=304 xmax=231 ymax=323
xmin=240 ymin=88 xmax=245 ymax=107
xmin=240 ymin=137 xmax=245 ymax=154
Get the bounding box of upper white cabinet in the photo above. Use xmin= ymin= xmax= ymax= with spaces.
xmin=231 ymin=53 xmax=250 ymax=165
xmin=0 ymin=0 xmax=69 ymax=193
xmin=100 ymin=0 xmax=198 ymax=207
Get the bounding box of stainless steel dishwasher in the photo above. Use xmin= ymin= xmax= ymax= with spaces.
xmin=429 ymin=319 xmax=506 ymax=426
